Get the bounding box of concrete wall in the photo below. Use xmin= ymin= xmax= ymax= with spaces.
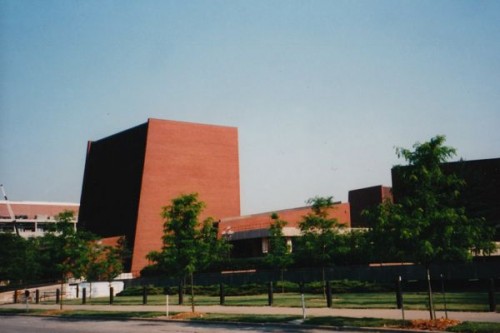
xmin=0 ymin=201 xmax=79 ymax=237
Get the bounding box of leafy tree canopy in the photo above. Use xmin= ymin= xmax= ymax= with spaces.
xmin=0 ymin=233 xmax=39 ymax=283
xmin=295 ymin=196 xmax=345 ymax=268
xmin=265 ymin=213 xmax=293 ymax=270
xmin=367 ymin=135 xmax=496 ymax=319
xmin=386 ymin=135 xmax=496 ymax=266
xmin=147 ymin=193 xmax=230 ymax=277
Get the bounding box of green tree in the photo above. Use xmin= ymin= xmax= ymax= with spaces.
xmin=82 ymin=240 xmax=105 ymax=301
xmin=38 ymin=210 xmax=96 ymax=309
xmin=83 ymin=237 xmax=126 ymax=300
xmin=265 ymin=213 xmax=293 ymax=293
xmin=368 ymin=135 xmax=495 ymax=319
xmin=364 ymin=198 xmax=408 ymax=264
xmin=335 ymin=229 xmax=371 ymax=265
xmin=100 ymin=244 xmax=124 ymax=283
xmin=95 ymin=237 xmax=126 ymax=282
xmin=198 ymin=218 xmax=231 ymax=272
xmin=0 ymin=234 xmax=39 ymax=284
xmin=295 ymin=196 xmax=345 ymax=297
xmin=147 ymin=193 xmax=230 ymax=312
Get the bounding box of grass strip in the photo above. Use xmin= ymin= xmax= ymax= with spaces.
xmin=61 ymin=291 xmax=497 ymax=312
xmin=57 ymin=310 xmax=167 ymax=319
xmin=0 ymin=308 xmax=166 ymax=319
xmin=304 ymin=316 xmax=407 ymax=328
xmin=447 ymin=321 xmax=500 ymax=333
xmin=187 ymin=313 xmax=411 ymax=328
xmin=189 ymin=313 xmax=300 ymax=324
xmin=304 ymin=316 xmax=500 ymax=333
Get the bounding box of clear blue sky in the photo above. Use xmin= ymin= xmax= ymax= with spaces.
xmin=1 ymin=0 xmax=499 ymax=215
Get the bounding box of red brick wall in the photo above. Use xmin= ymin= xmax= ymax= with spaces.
xmin=100 ymin=236 xmax=122 ymax=248
xmin=219 ymin=202 xmax=351 ymax=235
xmin=381 ymin=186 xmax=393 ymax=202
xmin=131 ymin=118 xmax=240 ymax=274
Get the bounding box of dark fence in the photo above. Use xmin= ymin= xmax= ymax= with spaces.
xmin=125 ymin=261 xmax=500 ymax=290
xmin=0 ymin=280 xmax=60 ymax=293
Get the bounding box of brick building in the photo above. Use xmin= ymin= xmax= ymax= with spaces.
xmin=77 ymin=118 xmax=392 ymax=274
xmin=78 ymin=118 xmax=240 ymax=275
xmin=78 ymin=118 xmax=499 ymax=275
xmin=219 ymin=203 xmax=351 ymax=258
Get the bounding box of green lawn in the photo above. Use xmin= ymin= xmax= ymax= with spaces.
xmin=56 ymin=291 xmax=498 ymax=312
xmin=447 ymin=321 xmax=500 ymax=333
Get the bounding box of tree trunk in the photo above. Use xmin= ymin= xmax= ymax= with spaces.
xmin=59 ymin=279 xmax=64 ymax=310
xmin=178 ymin=278 xmax=184 ymax=305
xmin=322 ymin=266 xmax=326 ymax=299
xmin=190 ymin=273 xmax=195 ymax=313
xmin=280 ymin=269 xmax=284 ymax=294
xmin=426 ymin=267 xmax=435 ymax=320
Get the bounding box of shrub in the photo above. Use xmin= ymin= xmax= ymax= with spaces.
xmin=116 ymin=285 xmax=164 ymax=296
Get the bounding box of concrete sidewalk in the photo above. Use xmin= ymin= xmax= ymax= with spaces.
xmin=2 ymin=302 xmax=499 ymax=323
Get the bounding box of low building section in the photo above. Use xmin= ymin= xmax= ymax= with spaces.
xmin=219 ymin=203 xmax=350 ymax=258
xmin=0 ymin=201 xmax=79 ymax=237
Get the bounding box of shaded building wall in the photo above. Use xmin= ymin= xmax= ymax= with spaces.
xmin=392 ymin=157 xmax=500 ymax=240
xmin=445 ymin=158 xmax=500 ymax=241
xmin=78 ymin=123 xmax=148 ymax=271
xmin=131 ymin=119 xmax=241 ymax=274
xmin=348 ymin=185 xmax=392 ymax=228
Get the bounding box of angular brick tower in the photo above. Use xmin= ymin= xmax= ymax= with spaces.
xmin=78 ymin=118 xmax=240 ymax=275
